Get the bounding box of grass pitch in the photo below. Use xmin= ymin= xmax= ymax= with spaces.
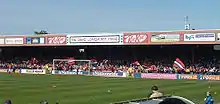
xmin=0 ymin=74 xmax=220 ymax=104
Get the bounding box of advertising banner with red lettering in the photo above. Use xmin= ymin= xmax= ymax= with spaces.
xmin=46 ymin=35 xmax=67 ymax=45
xmin=66 ymin=33 xmax=123 ymax=45
xmin=123 ymin=32 xmax=148 ymax=44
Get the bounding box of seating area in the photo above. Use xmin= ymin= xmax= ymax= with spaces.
xmin=0 ymin=45 xmax=219 ymax=75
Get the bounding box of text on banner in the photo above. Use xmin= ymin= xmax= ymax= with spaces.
xmin=21 ymin=69 xmax=46 ymax=74
xmin=177 ymin=74 xmax=198 ymax=80
xmin=52 ymin=70 xmax=85 ymax=75
xmin=5 ymin=38 xmax=24 ymax=44
xmin=184 ymin=33 xmax=215 ymax=41
xmin=0 ymin=38 xmax=4 ymax=44
xmin=123 ymin=33 xmax=148 ymax=44
xmin=199 ymin=75 xmax=220 ymax=81
xmin=141 ymin=73 xmax=176 ymax=79
xmin=151 ymin=34 xmax=180 ymax=42
xmin=217 ymin=33 xmax=220 ymax=41
xmin=47 ymin=36 xmax=66 ymax=44
xmin=0 ymin=69 xmax=8 ymax=73
xmin=26 ymin=37 xmax=45 ymax=44
xmin=69 ymin=35 xmax=120 ymax=43
xmin=92 ymin=71 xmax=125 ymax=77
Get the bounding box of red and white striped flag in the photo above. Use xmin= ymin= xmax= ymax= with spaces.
xmin=68 ymin=57 xmax=75 ymax=65
xmin=173 ymin=58 xmax=185 ymax=70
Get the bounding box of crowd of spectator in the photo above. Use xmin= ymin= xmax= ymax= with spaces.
xmin=0 ymin=57 xmax=220 ymax=75
xmin=0 ymin=58 xmax=51 ymax=70
xmin=0 ymin=45 xmax=220 ymax=75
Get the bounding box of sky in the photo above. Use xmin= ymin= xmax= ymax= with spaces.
xmin=0 ymin=0 xmax=220 ymax=35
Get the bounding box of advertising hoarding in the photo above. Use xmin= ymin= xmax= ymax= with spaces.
xmin=150 ymin=34 xmax=180 ymax=42
xmin=21 ymin=69 xmax=46 ymax=74
xmin=176 ymin=74 xmax=198 ymax=80
xmin=0 ymin=38 xmax=5 ymax=44
xmin=5 ymin=38 xmax=24 ymax=44
xmin=198 ymin=74 xmax=220 ymax=81
xmin=123 ymin=33 xmax=148 ymax=44
xmin=141 ymin=73 xmax=176 ymax=79
xmin=92 ymin=71 xmax=126 ymax=77
xmin=46 ymin=36 xmax=67 ymax=45
xmin=51 ymin=70 xmax=86 ymax=75
xmin=217 ymin=33 xmax=220 ymax=41
xmin=70 ymin=35 xmax=119 ymax=43
xmin=0 ymin=69 xmax=8 ymax=73
xmin=26 ymin=37 xmax=45 ymax=44
xmin=134 ymin=73 xmax=141 ymax=78
xmin=184 ymin=33 xmax=215 ymax=41
xmin=67 ymin=34 xmax=123 ymax=45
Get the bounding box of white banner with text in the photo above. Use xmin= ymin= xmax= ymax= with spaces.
xmin=21 ymin=69 xmax=46 ymax=74
xmin=66 ymin=34 xmax=123 ymax=45
xmin=5 ymin=38 xmax=24 ymax=44
xmin=184 ymin=33 xmax=215 ymax=41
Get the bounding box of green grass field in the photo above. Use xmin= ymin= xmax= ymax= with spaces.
xmin=0 ymin=74 xmax=220 ymax=104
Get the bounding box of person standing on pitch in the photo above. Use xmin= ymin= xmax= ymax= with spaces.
xmin=204 ymin=92 xmax=214 ymax=104
xmin=149 ymin=86 xmax=163 ymax=99
xmin=4 ymin=100 xmax=12 ymax=104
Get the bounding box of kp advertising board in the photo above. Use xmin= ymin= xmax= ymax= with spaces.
xmin=66 ymin=34 xmax=123 ymax=45
xmin=46 ymin=35 xmax=67 ymax=45
xmin=123 ymin=32 xmax=148 ymax=44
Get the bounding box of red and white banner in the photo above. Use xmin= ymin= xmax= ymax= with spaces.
xmin=5 ymin=38 xmax=24 ymax=44
xmin=123 ymin=33 xmax=148 ymax=44
xmin=173 ymin=58 xmax=185 ymax=70
xmin=67 ymin=34 xmax=123 ymax=45
xmin=46 ymin=36 xmax=66 ymax=44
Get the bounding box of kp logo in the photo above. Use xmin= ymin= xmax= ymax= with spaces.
xmin=185 ymin=35 xmax=195 ymax=40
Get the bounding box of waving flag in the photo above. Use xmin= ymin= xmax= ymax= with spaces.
xmin=90 ymin=59 xmax=97 ymax=64
xmin=68 ymin=57 xmax=75 ymax=65
xmin=173 ymin=58 xmax=185 ymax=70
xmin=30 ymin=57 xmax=38 ymax=64
xmin=133 ymin=61 xmax=140 ymax=65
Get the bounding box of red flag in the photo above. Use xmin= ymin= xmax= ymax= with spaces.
xmin=90 ymin=59 xmax=97 ymax=63
xmin=30 ymin=57 xmax=37 ymax=64
xmin=68 ymin=57 xmax=75 ymax=65
xmin=133 ymin=61 xmax=140 ymax=65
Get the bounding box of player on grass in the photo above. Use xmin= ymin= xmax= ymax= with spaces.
xmin=148 ymin=86 xmax=163 ymax=99
xmin=204 ymin=92 xmax=214 ymax=104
